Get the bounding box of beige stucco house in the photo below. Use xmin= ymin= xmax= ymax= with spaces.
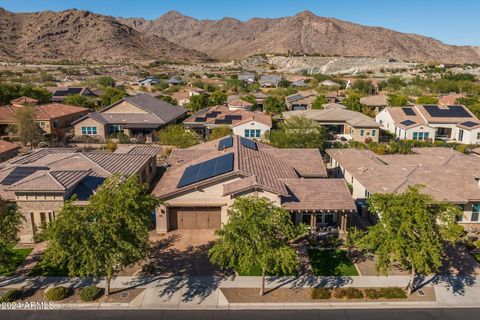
xmin=153 ymin=136 xmax=355 ymax=234
xmin=0 ymin=146 xmax=159 ymax=243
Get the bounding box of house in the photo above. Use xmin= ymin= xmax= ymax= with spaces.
xmin=72 ymin=94 xmax=187 ymax=141
xmin=283 ymin=108 xmax=380 ymax=142
xmin=238 ymin=73 xmax=256 ymax=84
xmin=138 ymin=76 xmax=161 ymax=86
xmin=320 ymin=80 xmax=340 ymax=87
xmin=325 ymin=94 xmax=342 ymax=104
xmin=252 ymin=92 xmax=268 ymax=109
xmin=376 ymin=105 xmax=479 ymax=144
xmin=153 ymin=136 xmax=355 ymax=233
xmin=0 ymin=146 xmax=159 ymax=243
xmin=48 ymin=87 xmax=97 ymax=103
xmin=167 ymin=77 xmax=185 ymax=86
xmin=360 ymin=94 xmax=389 ymax=113
xmin=0 ymin=140 xmax=20 ymax=162
xmin=183 ymin=105 xmax=272 ymax=139
xmin=323 ymin=103 xmax=347 ymax=110
xmin=285 ymin=91 xmax=317 ymax=111
xmin=326 ymin=147 xmax=480 ymax=228
xmin=0 ymin=100 xmax=88 ymax=135
xmin=226 ymin=97 xmax=254 ymax=111
xmin=10 ymin=96 xmax=39 ymax=106
xmin=259 ymin=75 xmax=282 ymax=88
xmin=171 ymin=88 xmax=207 ymax=106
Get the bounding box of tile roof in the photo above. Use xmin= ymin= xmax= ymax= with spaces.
xmin=10 ymin=96 xmax=39 ymax=105
xmin=0 ymin=140 xmax=20 ymax=156
xmin=0 ymin=104 xmax=87 ymax=122
xmin=415 ymin=104 xmax=477 ymax=124
xmin=122 ymin=94 xmax=187 ymax=123
xmin=360 ymin=95 xmax=389 ymax=107
xmin=283 ymin=108 xmax=379 ymax=128
xmin=184 ymin=105 xmax=272 ymax=128
xmin=154 ymin=135 xmax=327 ymax=199
xmin=326 ymin=147 xmax=480 ymax=203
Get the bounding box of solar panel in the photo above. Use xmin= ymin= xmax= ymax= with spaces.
xmin=1 ymin=166 xmax=48 ymax=185
xmin=460 ymin=121 xmax=479 ymax=128
xmin=423 ymin=105 xmax=471 ymax=118
xmin=400 ymin=120 xmax=416 ymax=126
xmin=177 ymin=153 xmax=234 ymax=188
xmin=240 ymin=137 xmax=257 ymax=150
xmin=218 ymin=137 xmax=233 ymax=150
xmin=402 ymin=108 xmax=416 ymax=116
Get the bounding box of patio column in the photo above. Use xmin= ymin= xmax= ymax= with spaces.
xmin=340 ymin=212 xmax=347 ymax=232
xmin=311 ymin=214 xmax=317 ymax=229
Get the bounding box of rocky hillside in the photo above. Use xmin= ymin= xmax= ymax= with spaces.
xmin=0 ymin=8 xmax=209 ymax=63
xmin=120 ymin=10 xmax=480 ymax=64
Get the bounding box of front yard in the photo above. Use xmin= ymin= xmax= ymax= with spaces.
xmin=308 ymin=249 xmax=358 ymax=276
xmin=0 ymin=247 xmax=33 ymax=276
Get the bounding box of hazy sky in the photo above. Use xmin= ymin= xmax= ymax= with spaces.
xmin=1 ymin=0 xmax=479 ymax=46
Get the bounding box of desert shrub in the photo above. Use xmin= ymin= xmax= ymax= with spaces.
xmin=333 ymin=287 xmax=364 ymax=299
xmin=364 ymin=288 xmax=382 ymax=299
xmin=311 ymin=287 xmax=331 ymax=299
xmin=45 ymin=286 xmax=70 ymax=301
xmin=476 ymin=239 xmax=480 ymax=248
xmin=0 ymin=289 xmax=21 ymax=302
xmin=79 ymin=286 xmax=102 ymax=302
xmin=378 ymin=287 xmax=407 ymax=299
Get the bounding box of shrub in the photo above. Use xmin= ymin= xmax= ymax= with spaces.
xmin=364 ymin=288 xmax=382 ymax=299
xmin=45 ymin=286 xmax=70 ymax=301
xmin=333 ymin=287 xmax=364 ymax=299
xmin=0 ymin=289 xmax=21 ymax=303
xmin=311 ymin=287 xmax=331 ymax=299
xmin=79 ymin=286 xmax=102 ymax=302
xmin=378 ymin=287 xmax=407 ymax=299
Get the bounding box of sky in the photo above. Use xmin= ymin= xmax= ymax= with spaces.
xmin=0 ymin=0 xmax=479 ymax=46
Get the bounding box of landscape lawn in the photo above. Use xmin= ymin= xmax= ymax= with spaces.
xmin=308 ymin=249 xmax=358 ymax=276
xmin=29 ymin=259 xmax=69 ymax=276
xmin=0 ymin=247 xmax=33 ymax=276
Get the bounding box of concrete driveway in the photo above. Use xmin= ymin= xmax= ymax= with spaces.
xmin=144 ymin=230 xmax=225 ymax=276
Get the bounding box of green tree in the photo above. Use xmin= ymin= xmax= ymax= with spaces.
xmin=342 ymin=93 xmax=363 ymax=112
xmin=16 ymin=106 xmax=42 ymax=147
xmin=416 ymin=95 xmax=439 ymax=105
xmin=388 ymin=94 xmax=408 ymax=107
xmin=96 ymin=76 xmax=116 ymax=88
xmin=268 ymin=115 xmax=326 ymax=149
xmin=0 ymin=199 xmax=24 ymax=271
xmin=208 ymin=126 xmax=233 ymax=141
xmin=63 ymin=94 xmax=96 ymax=109
xmin=311 ymin=95 xmax=328 ymax=109
xmin=264 ymin=96 xmax=286 ymax=115
xmin=209 ymin=197 xmax=305 ymax=295
xmin=208 ymin=91 xmax=228 ymax=106
xmin=42 ymin=175 xmax=158 ymax=295
xmin=240 ymin=94 xmax=258 ymax=110
xmin=187 ymin=94 xmax=209 ymax=112
xmin=351 ymin=186 xmax=463 ymax=295
xmin=158 ymin=124 xmax=200 ymax=148
xmin=100 ymin=87 xmax=128 ymax=107
xmin=156 ymin=95 xmax=178 ymax=105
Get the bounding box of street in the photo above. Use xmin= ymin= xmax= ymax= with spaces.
xmin=1 ymin=309 xmax=480 ymax=320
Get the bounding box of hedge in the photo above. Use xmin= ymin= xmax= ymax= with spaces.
xmin=45 ymin=286 xmax=70 ymax=301
xmin=0 ymin=289 xmax=21 ymax=303
xmin=311 ymin=287 xmax=331 ymax=299
xmin=79 ymin=286 xmax=102 ymax=302
xmin=333 ymin=287 xmax=364 ymax=299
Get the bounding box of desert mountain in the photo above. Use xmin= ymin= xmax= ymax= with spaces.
xmin=119 ymin=10 xmax=480 ymax=64
xmin=0 ymin=8 xmax=209 ymax=63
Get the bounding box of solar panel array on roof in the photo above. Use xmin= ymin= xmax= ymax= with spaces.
xmin=400 ymin=120 xmax=416 ymax=126
xmin=402 ymin=108 xmax=416 ymax=116
xmin=423 ymin=105 xmax=471 ymax=118
xmin=240 ymin=137 xmax=257 ymax=150
xmin=1 ymin=166 xmax=48 ymax=185
xmin=218 ymin=137 xmax=233 ymax=150
xmin=214 ymin=115 xmax=243 ymax=124
xmin=460 ymin=121 xmax=480 ymax=128
xmin=177 ymin=153 xmax=234 ymax=188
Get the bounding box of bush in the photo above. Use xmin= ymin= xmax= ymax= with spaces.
xmin=0 ymin=289 xmax=21 ymax=303
xmin=378 ymin=287 xmax=407 ymax=299
xmin=311 ymin=287 xmax=331 ymax=299
xmin=79 ymin=286 xmax=102 ymax=302
xmin=364 ymin=288 xmax=382 ymax=299
xmin=333 ymin=287 xmax=364 ymax=299
xmin=45 ymin=286 xmax=70 ymax=301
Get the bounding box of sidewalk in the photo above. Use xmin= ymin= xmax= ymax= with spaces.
xmin=1 ymin=275 xmax=479 ymax=310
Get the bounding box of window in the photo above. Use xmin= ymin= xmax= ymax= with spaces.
xmin=371 ymin=129 xmax=376 ymax=137
xmin=458 ymin=129 xmax=464 ymax=142
xmin=364 ymin=190 xmax=371 ymax=198
xmin=244 ymin=129 xmax=250 ymax=138
xmin=360 ymin=129 xmax=365 ymax=136
xmin=413 ymin=132 xmax=429 ymax=141
xmin=477 ymin=132 xmax=480 ymax=140
xmin=255 ymin=129 xmax=261 ymax=138
xmin=472 ymin=203 xmax=480 ymax=222
xmin=413 ymin=132 xmax=418 ymax=140
xmin=109 ymin=125 xmax=123 ymax=134
xmin=457 ymin=205 xmax=465 ymax=222
xmin=39 ymin=122 xmax=46 ymax=129
xmin=244 ymin=129 xmax=261 ymax=138
xmin=81 ymin=126 xmax=97 ymax=135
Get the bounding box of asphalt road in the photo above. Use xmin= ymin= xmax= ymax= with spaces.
xmin=1 ymin=309 xmax=480 ymax=320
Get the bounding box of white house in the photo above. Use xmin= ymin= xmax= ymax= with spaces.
xmin=376 ymin=105 xmax=479 ymax=144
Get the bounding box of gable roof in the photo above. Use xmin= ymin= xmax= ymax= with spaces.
xmin=0 ymin=104 xmax=88 ymax=123
xmin=0 ymin=140 xmax=20 ymax=156
xmin=184 ymin=105 xmax=272 ymax=128
xmin=283 ymin=108 xmax=379 ymax=128
xmin=360 ymin=95 xmax=388 ymax=107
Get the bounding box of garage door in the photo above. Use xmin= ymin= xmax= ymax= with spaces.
xmin=168 ymin=207 xmax=221 ymax=230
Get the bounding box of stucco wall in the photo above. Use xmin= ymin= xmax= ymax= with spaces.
xmin=74 ymin=118 xmax=106 ymax=140
xmin=232 ymin=121 xmax=271 ymax=139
